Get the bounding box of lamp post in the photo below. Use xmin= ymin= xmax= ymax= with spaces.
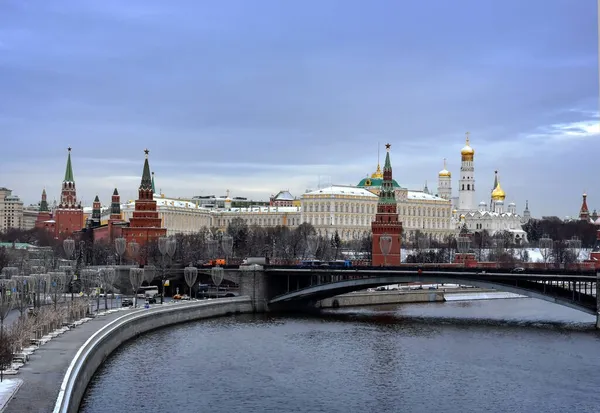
xmin=211 ymin=266 xmax=224 ymax=299
xmin=221 ymin=234 xmax=233 ymax=264
xmin=567 ymin=236 xmax=582 ymax=263
xmin=115 ymin=237 xmax=126 ymax=266
xmin=129 ymin=268 xmax=144 ymax=308
xmin=418 ymin=234 xmax=430 ymax=264
xmin=158 ymin=236 xmax=176 ymax=304
xmin=456 ymin=236 xmax=471 ymax=254
xmin=307 ymin=234 xmax=319 ymax=259
xmin=379 ymin=234 xmax=392 ymax=266
xmin=184 ymin=265 xmax=198 ymax=299
xmin=100 ymin=267 xmax=117 ymax=309
xmin=128 ymin=241 xmax=140 ymax=265
xmin=143 ymin=265 xmax=156 ymax=304
xmin=539 ymin=235 xmax=553 ymax=268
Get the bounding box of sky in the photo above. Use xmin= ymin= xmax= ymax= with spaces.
xmin=0 ymin=0 xmax=597 ymax=218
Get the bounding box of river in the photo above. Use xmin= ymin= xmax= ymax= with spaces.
xmin=80 ymin=298 xmax=600 ymax=413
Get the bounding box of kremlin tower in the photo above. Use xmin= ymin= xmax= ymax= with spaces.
xmin=34 ymin=188 xmax=54 ymax=231
xmin=371 ymin=144 xmax=403 ymax=266
xmin=457 ymin=132 xmax=476 ymax=211
xmin=437 ymin=158 xmax=452 ymax=200
xmin=110 ymin=188 xmax=122 ymax=220
xmin=579 ymin=193 xmax=590 ymax=221
xmin=122 ymin=150 xmax=166 ymax=255
xmin=89 ymin=195 xmax=101 ymax=228
xmin=54 ymin=148 xmax=84 ymax=238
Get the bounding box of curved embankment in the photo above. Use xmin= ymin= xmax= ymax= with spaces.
xmin=53 ymin=297 xmax=253 ymax=413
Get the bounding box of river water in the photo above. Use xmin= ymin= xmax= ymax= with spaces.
xmin=80 ymin=298 xmax=600 ymax=413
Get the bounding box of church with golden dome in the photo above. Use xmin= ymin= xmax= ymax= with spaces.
xmin=437 ymin=133 xmax=530 ymax=243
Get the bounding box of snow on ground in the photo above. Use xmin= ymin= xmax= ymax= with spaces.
xmin=401 ymin=248 xmax=592 ymax=263
xmin=445 ymin=292 xmax=526 ymax=301
xmin=0 ymin=378 xmax=23 ymax=411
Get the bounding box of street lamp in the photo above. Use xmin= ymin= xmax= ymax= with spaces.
xmin=63 ymin=238 xmax=75 ymax=261
xmin=567 ymin=236 xmax=582 ymax=263
xmin=100 ymin=267 xmax=117 ymax=309
xmin=128 ymin=241 xmax=140 ymax=264
xmin=379 ymin=234 xmax=392 ymax=266
xmin=307 ymin=234 xmax=319 ymax=259
xmin=221 ymin=234 xmax=233 ymax=264
xmin=211 ymin=266 xmax=224 ymax=299
xmin=184 ymin=265 xmax=198 ymax=299
xmin=456 ymin=236 xmax=471 ymax=254
xmin=539 ymin=235 xmax=553 ymax=267
xmin=158 ymin=237 xmax=176 ymax=304
xmin=418 ymin=234 xmax=430 ymax=264
xmin=129 ymin=268 xmax=144 ymax=308
xmin=115 ymin=237 xmax=126 ymax=266
xmin=206 ymin=239 xmax=217 ymax=261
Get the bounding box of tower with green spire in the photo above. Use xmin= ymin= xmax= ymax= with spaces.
xmin=371 ymin=143 xmax=403 ymax=266
xmin=121 ymin=149 xmax=166 ymax=261
xmin=90 ymin=195 xmax=101 ymax=228
xmin=59 ymin=147 xmax=80 ymax=209
xmin=55 ymin=147 xmax=84 ymax=238
xmin=151 ymin=172 xmax=156 ymax=194
xmin=39 ymin=188 xmax=49 ymax=212
xmin=110 ymin=188 xmax=121 ymax=219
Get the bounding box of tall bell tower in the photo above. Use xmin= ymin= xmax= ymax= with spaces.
xmin=458 ymin=132 xmax=476 ymax=211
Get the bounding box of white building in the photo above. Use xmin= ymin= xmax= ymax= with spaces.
xmin=301 ymin=181 xmax=454 ymax=242
xmin=441 ymin=134 xmax=529 ymax=242
xmin=0 ymin=187 xmax=24 ymax=231
xmin=105 ymin=194 xmax=301 ymax=236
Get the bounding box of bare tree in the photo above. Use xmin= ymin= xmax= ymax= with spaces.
xmin=0 ymin=279 xmax=14 ymax=382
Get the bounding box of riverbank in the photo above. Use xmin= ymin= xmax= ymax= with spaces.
xmin=317 ymin=287 xmax=515 ymax=308
xmin=5 ymin=298 xmax=252 ymax=413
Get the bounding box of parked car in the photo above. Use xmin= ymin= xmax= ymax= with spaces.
xmin=122 ymin=298 xmax=133 ymax=307
xmin=511 ymin=267 xmax=525 ymax=273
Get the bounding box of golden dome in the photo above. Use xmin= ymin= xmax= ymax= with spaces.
xmin=371 ymin=163 xmax=383 ymax=179
xmin=439 ymin=158 xmax=451 ymax=177
xmin=452 ymin=209 xmax=458 ymax=214
xmin=461 ymin=132 xmax=474 ymax=158
xmin=491 ymin=182 xmax=506 ymax=201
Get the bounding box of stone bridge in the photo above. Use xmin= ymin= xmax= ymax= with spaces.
xmin=113 ymin=265 xmax=600 ymax=327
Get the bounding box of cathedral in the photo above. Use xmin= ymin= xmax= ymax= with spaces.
xmin=437 ymin=133 xmax=529 ymax=243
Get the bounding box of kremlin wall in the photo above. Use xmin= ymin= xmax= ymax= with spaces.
xmin=4 ymin=134 xmax=596 ymax=254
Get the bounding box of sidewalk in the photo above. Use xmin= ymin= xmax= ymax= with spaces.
xmin=4 ymin=309 xmax=134 ymax=413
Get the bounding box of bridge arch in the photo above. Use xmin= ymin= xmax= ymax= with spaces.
xmin=269 ymin=275 xmax=597 ymax=316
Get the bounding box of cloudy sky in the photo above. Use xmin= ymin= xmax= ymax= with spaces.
xmin=0 ymin=0 xmax=597 ymax=218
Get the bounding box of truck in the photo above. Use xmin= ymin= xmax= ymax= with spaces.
xmin=242 ymin=257 xmax=270 ymax=265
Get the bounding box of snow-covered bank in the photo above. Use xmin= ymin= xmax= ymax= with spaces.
xmin=445 ymin=292 xmax=526 ymax=301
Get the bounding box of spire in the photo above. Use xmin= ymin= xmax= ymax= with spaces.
xmin=39 ymin=188 xmax=49 ymax=212
xmin=424 ymin=181 xmax=429 ymax=194
xmin=140 ymin=149 xmax=152 ymax=190
xmin=525 ymin=200 xmax=529 ymax=210
xmin=94 ymin=195 xmax=100 ymax=202
xmin=111 ymin=188 xmax=121 ymax=217
xmin=383 ymin=143 xmax=392 ymax=170
xmin=151 ymin=171 xmax=156 ymax=194
xmin=378 ymin=143 xmax=396 ymax=205
xmin=64 ymin=147 xmax=74 ymax=182
xmin=580 ymin=193 xmax=590 ymax=221
xmin=492 ymin=170 xmax=498 ymax=190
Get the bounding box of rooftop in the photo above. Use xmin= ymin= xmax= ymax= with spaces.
xmin=303 ymin=186 xmax=378 ymax=198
